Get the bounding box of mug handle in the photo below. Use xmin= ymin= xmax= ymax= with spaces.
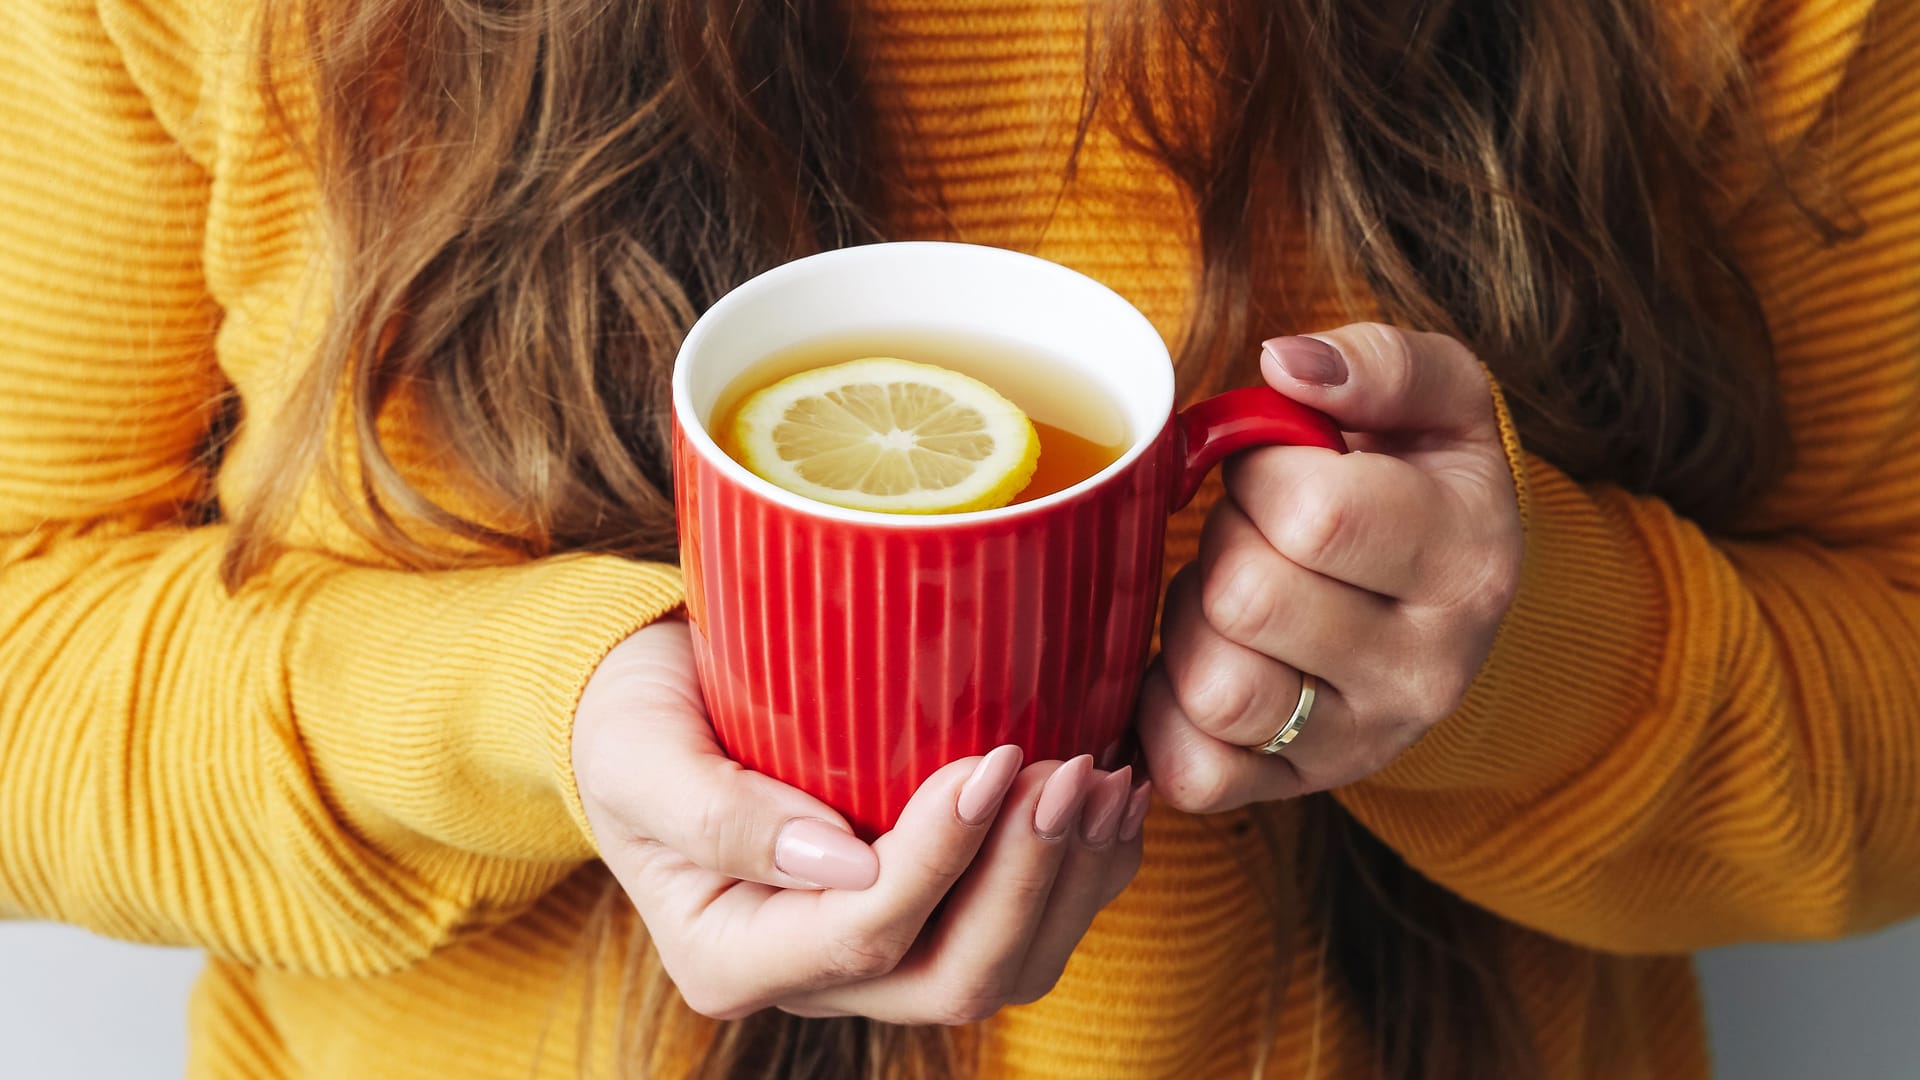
xmin=1171 ymin=386 xmax=1348 ymax=511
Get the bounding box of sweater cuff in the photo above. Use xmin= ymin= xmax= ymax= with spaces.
xmin=1346 ymin=374 xmax=1673 ymax=799
xmin=505 ymin=557 xmax=688 ymax=852
xmin=293 ymin=554 xmax=685 ymax=867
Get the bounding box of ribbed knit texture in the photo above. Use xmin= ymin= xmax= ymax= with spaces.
xmin=2 ymin=0 xmax=1915 ymax=1076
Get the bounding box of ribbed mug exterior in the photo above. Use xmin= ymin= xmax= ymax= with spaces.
xmin=670 ymin=242 xmax=1342 ymax=839
xmin=676 ymin=413 xmax=1175 ymax=840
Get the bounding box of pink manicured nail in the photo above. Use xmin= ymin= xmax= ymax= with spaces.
xmin=1262 ymin=336 xmax=1348 ymax=386
xmin=957 ymin=745 xmax=1024 ymax=826
xmin=1117 ymin=781 xmax=1154 ymax=843
xmin=774 ymin=819 xmax=879 ymax=891
xmin=1033 ymin=755 xmax=1097 ymax=839
xmin=1081 ymin=766 xmax=1133 ymax=846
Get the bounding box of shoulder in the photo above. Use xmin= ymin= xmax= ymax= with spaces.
xmin=1723 ymin=0 xmax=1881 ymax=147
xmin=94 ymin=0 xmax=262 ymax=165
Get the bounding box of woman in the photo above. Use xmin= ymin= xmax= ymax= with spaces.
xmin=3 ymin=0 xmax=1916 ymax=1075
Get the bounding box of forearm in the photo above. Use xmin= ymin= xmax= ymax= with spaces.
xmin=0 ymin=523 xmax=681 ymax=974
xmin=1338 ymin=458 xmax=1920 ymax=952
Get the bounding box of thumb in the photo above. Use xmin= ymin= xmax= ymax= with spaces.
xmin=649 ymin=747 xmax=881 ymax=892
xmin=1260 ymin=323 xmax=1497 ymax=439
xmin=575 ymin=624 xmax=879 ymax=892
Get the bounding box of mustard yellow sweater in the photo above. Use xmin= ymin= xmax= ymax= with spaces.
xmin=4 ymin=0 xmax=1918 ymax=1076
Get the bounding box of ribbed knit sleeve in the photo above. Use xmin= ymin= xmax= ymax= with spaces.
xmin=0 ymin=1 xmax=684 ymax=975
xmin=1338 ymin=0 xmax=1920 ymax=953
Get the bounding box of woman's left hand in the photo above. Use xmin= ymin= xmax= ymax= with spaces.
xmin=1140 ymin=324 xmax=1524 ymax=813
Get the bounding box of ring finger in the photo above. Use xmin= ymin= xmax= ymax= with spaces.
xmin=1159 ymin=564 xmax=1328 ymax=749
xmin=1161 ymin=561 xmax=1356 ymax=751
xmin=1138 ymin=653 xmax=1363 ymax=808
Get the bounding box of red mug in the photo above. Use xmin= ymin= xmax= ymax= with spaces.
xmin=672 ymin=242 xmax=1344 ymax=839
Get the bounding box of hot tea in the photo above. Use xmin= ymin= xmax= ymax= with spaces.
xmin=713 ymin=328 xmax=1130 ymax=506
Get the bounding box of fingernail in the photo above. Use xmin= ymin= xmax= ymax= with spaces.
xmin=1033 ymin=755 xmax=1097 ymax=839
xmin=1262 ymin=336 xmax=1348 ymax=386
xmin=1080 ymin=766 xmax=1133 ymax=846
xmin=1117 ymin=781 xmax=1154 ymax=843
xmin=956 ymin=744 xmax=1024 ymax=826
xmin=774 ymin=819 xmax=879 ymax=891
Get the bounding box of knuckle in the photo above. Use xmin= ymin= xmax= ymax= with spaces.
xmin=686 ymin=776 xmax=754 ymax=873
xmin=1399 ymin=664 xmax=1470 ymax=727
xmin=654 ymin=939 xmax=760 ymax=1020
xmin=1002 ymin=866 xmax=1060 ymax=912
xmin=1174 ymin=655 xmax=1257 ymax=738
xmin=915 ymin=835 xmax=983 ymax=887
xmin=820 ymin=925 xmax=912 ymax=982
xmin=1457 ymin=571 xmax=1512 ymax=628
xmin=1201 ymin=550 xmax=1281 ymax=643
xmin=1482 ymin=537 xmax=1524 ymax=615
xmin=927 ymin=976 xmax=1015 ymax=1026
xmin=1158 ymin=757 xmax=1238 ymax=814
xmin=1352 ymin=322 xmax=1418 ymax=399
xmin=931 ymin=995 xmax=1007 ymax=1028
xmin=671 ymin=977 xmax=755 ymax=1022
xmin=1281 ymin=759 xmax=1334 ymax=796
xmin=1273 ymin=475 xmax=1351 ymax=571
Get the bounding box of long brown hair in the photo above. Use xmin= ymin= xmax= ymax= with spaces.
xmin=248 ymin=0 xmax=1794 ymax=1076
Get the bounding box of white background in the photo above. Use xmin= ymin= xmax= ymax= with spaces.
xmin=4 ymin=920 xmax=1920 ymax=1077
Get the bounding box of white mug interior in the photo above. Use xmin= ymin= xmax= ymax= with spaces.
xmin=672 ymin=241 xmax=1175 ymax=525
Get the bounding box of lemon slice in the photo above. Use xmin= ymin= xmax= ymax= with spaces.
xmin=730 ymin=357 xmax=1041 ymax=514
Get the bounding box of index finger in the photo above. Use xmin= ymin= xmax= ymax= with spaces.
xmin=1262 ymin=324 xmax=1498 ymax=440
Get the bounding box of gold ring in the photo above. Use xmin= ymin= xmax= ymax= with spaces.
xmin=1252 ymin=673 xmax=1316 ymax=755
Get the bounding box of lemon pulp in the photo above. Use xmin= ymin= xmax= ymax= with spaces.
xmin=729 ymin=357 xmax=1041 ymax=514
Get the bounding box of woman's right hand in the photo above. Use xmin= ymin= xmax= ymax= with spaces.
xmin=572 ymin=618 xmax=1149 ymax=1024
